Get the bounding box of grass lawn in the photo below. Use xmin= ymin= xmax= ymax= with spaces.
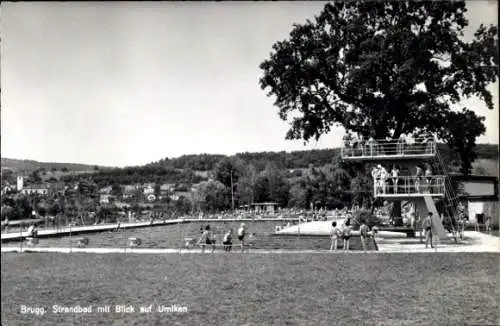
xmin=1 ymin=253 xmax=499 ymax=326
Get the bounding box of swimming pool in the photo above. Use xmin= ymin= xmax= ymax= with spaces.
xmin=5 ymin=221 xmax=376 ymax=251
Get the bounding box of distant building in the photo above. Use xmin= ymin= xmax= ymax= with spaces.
xmin=159 ymin=183 xmax=175 ymax=199
xmin=20 ymin=184 xmax=48 ymax=195
xmin=1 ymin=185 xmax=15 ymax=195
xmin=122 ymin=185 xmax=137 ymax=199
xmin=48 ymin=182 xmax=66 ymax=195
xmin=252 ymin=202 xmax=278 ymax=213
xmin=143 ymin=184 xmax=155 ymax=195
xmin=113 ymin=201 xmax=131 ymax=209
xmin=17 ymin=176 xmax=24 ymax=191
xmin=99 ymin=194 xmax=114 ymax=204
xmin=173 ymin=191 xmax=191 ymax=199
xmin=451 ymin=174 xmax=499 ymax=227
xmin=99 ymin=186 xmax=113 ymax=195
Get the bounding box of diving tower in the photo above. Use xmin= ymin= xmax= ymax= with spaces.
xmin=341 ymin=138 xmax=456 ymax=240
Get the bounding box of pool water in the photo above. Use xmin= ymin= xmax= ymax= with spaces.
xmin=7 ymin=221 xmax=376 ymax=251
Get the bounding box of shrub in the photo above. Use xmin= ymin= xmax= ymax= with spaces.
xmin=352 ymin=209 xmax=381 ymax=230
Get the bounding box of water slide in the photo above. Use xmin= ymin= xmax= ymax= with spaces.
xmin=423 ymin=195 xmax=447 ymax=239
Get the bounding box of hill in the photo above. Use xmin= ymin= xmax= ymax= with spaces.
xmin=1 ymin=158 xmax=113 ymax=186
xmin=3 ymin=144 xmax=497 ymax=188
xmin=0 ymin=158 xmax=111 ymax=174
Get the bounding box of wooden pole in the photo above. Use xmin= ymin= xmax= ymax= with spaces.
xmin=230 ymin=170 xmax=235 ymax=212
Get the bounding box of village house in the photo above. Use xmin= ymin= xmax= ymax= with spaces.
xmin=171 ymin=191 xmax=192 ymax=201
xmin=122 ymin=185 xmax=137 ymax=199
xmin=143 ymin=183 xmax=155 ymax=195
xmin=98 ymin=186 xmax=113 ymax=204
xmin=159 ymin=183 xmax=175 ymax=199
xmin=20 ymin=184 xmax=49 ymax=196
xmin=1 ymin=184 xmax=15 ymax=195
xmin=48 ymin=182 xmax=66 ymax=196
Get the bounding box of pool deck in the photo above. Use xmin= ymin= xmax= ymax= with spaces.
xmin=375 ymin=231 xmax=500 ymax=253
xmin=2 ymin=232 xmax=498 ymax=254
xmin=1 ymin=218 xmax=297 ymax=242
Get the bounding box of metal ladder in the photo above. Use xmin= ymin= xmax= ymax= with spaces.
xmin=433 ymin=148 xmax=461 ymax=241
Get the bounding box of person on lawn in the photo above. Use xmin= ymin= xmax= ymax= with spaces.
xmin=237 ymin=223 xmax=247 ymax=252
xmin=422 ymin=212 xmax=434 ymax=249
xmin=485 ymin=215 xmax=492 ymax=232
xmin=342 ymin=219 xmax=353 ymax=251
xmin=330 ymin=221 xmax=342 ymax=252
xmin=359 ymin=220 xmax=370 ymax=252
xmin=222 ymin=228 xmax=233 ymax=252
xmin=199 ymin=225 xmax=216 ymax=253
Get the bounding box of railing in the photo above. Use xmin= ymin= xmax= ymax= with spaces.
xmin=374 ymin=175 xmax=445 ymax=197
xmin=341 ymin=138 xmax=436 ymax=159
xmin=435 ymin=150 xmax=460 ymax=221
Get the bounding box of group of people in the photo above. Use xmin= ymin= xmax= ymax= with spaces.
xmin=343 ymin=133 xmax=435 ymax=157
xmin=371 ymin=163 xmax=436 ymax=194
xmin=343 ymin=134 xmax=379 ymax=156
xmin=330 ymin=218 xmax=376 ymax=252
xmin=198 ymin=223 xmax=247 ymax=253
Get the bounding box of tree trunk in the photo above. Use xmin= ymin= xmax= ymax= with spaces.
xmin=391 ymin=200 xmax=403 ymax=226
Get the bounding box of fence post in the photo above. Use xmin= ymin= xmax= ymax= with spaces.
xmin=124 ymin=219 xmax=127 ymax=254
xmin=69 ymin=219 xmax=72 ymax=254
xmin=178 ymin=219 xmax=181 ymax=255
xmin=297 ymin=215 xmax=301 ymax=251
xmin=20 ymin=226 xmax=23 ymax=252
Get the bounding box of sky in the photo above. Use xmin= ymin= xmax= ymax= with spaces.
xmin=1 ymin=1 xmax=498 ymax=167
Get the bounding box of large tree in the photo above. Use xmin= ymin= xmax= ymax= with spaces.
xmin=254 ymin=162 xmax=290 ymax=207
xmin=259 ymin=1 xmax=497 ymax=143
xmin=440 ymin=108 xmax=486 ymax=175
xmin=192 ymin=180 xmax=229 ymax=213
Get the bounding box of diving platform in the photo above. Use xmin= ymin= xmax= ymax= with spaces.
xmin=341 ymin=138 xmax=436 ymax=161
xmin=374 ymin=175 xmax=446 ymax=199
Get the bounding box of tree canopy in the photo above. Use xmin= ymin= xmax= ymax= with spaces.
xmin=259 ymin=1 xmax=498 ymax=142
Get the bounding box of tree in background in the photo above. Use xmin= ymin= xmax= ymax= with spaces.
xmin=175 ymin=196 xmax=192 ymax=215
xmin=30 ymin=170 xmax=42 ymax=184
xmin=14 ymin=196 xmax=33 ymax=220
xmin=254 ymin=162 xmax=290 ymax=207
xmin=1 ymin=205 xmax=15 ymax=221
xmin=110 ymin=183 xmax=123 ymax=198
xmin=78 ymin=179 xmax=98 ymax=199
xmin=350 ymin=169 xmax=375 ymax=210
xmin=213 ymin=157 xmax=247 ymax=208
xmin=235 ymin=163 xmax=258 ymax=207
xmin=1 ymin=169 xmax=16 ymax=186
xmin=192 ymin=180 xmax=229 ymax=213
xmin=439 ymin=108 xmax=487 ymax=175
xmin=48 ymin=201 xmax=62 ymax=217
xmin=36 ymin=200 xmax=48 ymax=217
